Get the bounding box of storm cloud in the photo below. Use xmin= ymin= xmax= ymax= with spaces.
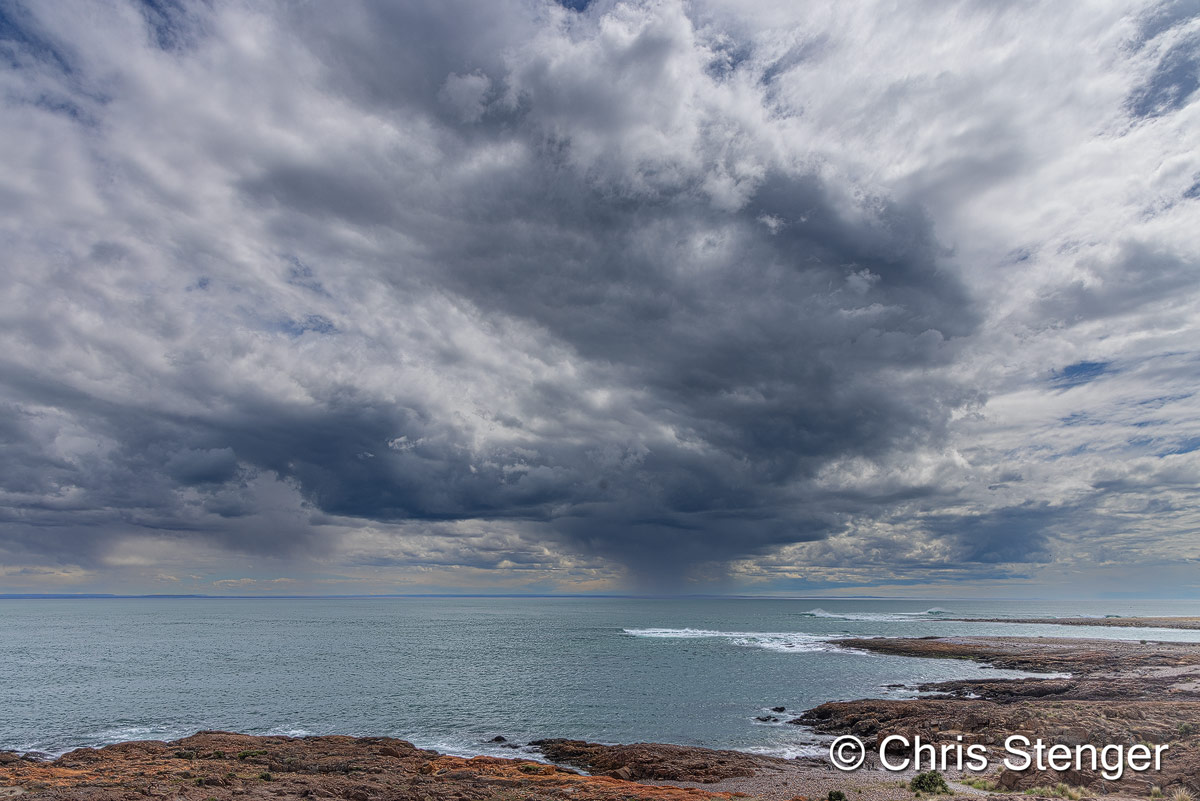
xmin=1 ymin=0 xmax=1198 ymax=595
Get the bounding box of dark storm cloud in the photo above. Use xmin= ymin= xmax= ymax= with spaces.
xmin=204 ymin=8 xmax=979 ymax=574
xmin=0 ymin=0 xmax=982 ymax=582
xmin=3 ymin=0 xmax=1199 ymax=592
xmin=921 ymin=504 xmax=1060 ymax=564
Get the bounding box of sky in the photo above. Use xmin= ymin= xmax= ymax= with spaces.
xmin=0 ymin=0 xmax=1198 ymax=598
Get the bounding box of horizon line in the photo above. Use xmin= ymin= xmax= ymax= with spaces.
xmin=0 ymin=592 xmax=1186 ymax=601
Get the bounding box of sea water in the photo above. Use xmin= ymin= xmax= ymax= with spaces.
xmin=3 ymin=596 xmax=1200 ymax=759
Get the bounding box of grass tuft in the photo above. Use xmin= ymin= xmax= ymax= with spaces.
xmin=963 ymin=777 xmax=998 ymax=791
xmin=1024 ymin=783 xmax=1083 ymax=800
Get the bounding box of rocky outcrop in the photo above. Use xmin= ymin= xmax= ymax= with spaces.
xmin=792 ymin=636 xmax=1200 ymax=794
xmin=0 ymin=732 xmax=731 ymax=801
xmin=530 ymin=739 xmax=765 ymax=782
xmin=837 ymin=636 xmax=1200 ymax=680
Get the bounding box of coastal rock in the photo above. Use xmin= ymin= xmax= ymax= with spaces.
xmin=531 ymin=739 xmax=765 ymax=783
xmin=836 ymin=635 xmax=1200 ymax=679
xmin=794 ymin=636 xmax=1200 ymax=794
xmin=0 ymin=732 xmax=731 ymax=801
xmin=849 ymin=718 xmax=879 ymax=736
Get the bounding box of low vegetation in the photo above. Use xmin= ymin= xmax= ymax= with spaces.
xmin=910 ymin=771 xmax=950 ymax=795
xmin=962 ymin=777 xmax=998 ymax=791
xmin=1024 ymin=783 xmax=1085 ymax=800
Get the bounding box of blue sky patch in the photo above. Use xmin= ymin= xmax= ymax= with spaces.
xmin=1053 ymin=360 xmax=1114 ymax=389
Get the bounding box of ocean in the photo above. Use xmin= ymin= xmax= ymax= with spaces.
xmin=4 ymin=597 xmax=1200 ymax=760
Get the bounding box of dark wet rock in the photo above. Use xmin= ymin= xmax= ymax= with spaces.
xmin=17 ymin=754 xmax=51 ymax=764
xmin=531 ymin=738 xmax=766 ymax=783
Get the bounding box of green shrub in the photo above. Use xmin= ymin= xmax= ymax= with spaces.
xmin=828 ymin=791 xmax=846 ymax=801
xmin=910 ymin=771 xmax=950 ymax=795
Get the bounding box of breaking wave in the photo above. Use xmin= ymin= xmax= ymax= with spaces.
xmin=622 ymin=627 xmax=862 ymax=654
xmin=797 ymin=607 xmax=952 ymax=622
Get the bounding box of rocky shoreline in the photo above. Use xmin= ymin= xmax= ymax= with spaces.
xmin=5 ymin=635 xmax=1199 ymax=800
xmin=795 ymin=636 xmax=1200 ymax=796
xmin=950 ymin=617 xmax=1200 ymax=631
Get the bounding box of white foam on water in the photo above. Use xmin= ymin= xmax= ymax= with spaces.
xmin=622 ymin=627 xmax=862 ymax=654
xmin=14 ymin=724 xmax=194 ymax=759
xmin=401 ymin=734 xmax=550 ymax=762
xmin=265 ymin=725 xmax=317 ymax=738
xmin=797 ymin=607 xmax=953 ymax=622
xmin=740 ymin=742 xmax=826 ymax=760
xmin=89 ymin=724 xmax=185 ymax=742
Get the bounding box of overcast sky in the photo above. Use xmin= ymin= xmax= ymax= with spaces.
xmin=1 ymin=0 xmax=1198 ymax=597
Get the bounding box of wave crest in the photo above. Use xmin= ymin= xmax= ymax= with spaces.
xmin=622 ymin=627 xmax=857 ymax=654
xmin=797 ymin=607 xmax=952 ymax=622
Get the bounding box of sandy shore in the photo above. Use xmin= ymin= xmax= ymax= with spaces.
xmin=4 ymin=634 xmax=1198 ymax=800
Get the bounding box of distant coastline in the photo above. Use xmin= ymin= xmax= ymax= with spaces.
xmin=952 ymin=616 xmax=1200 ymax=630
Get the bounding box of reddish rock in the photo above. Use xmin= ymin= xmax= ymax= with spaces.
xmin=531 ymin=739 xmax=766 ymax=783
xmin=0 ymin=732 xmax=733 ymax=801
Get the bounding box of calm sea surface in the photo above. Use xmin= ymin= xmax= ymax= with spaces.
xmin=4 ymin=597 xmax=1200 ymax=759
